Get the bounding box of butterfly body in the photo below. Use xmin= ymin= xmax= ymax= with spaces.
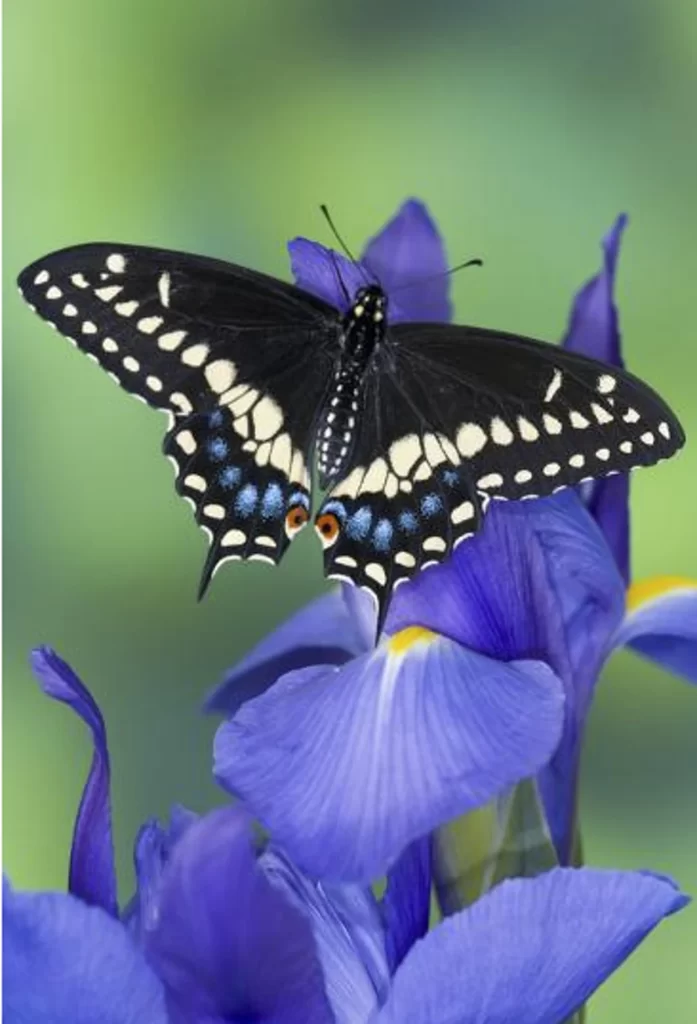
xmin=316 ymin=285 xmax=388 ymax=486
xmin=17 ymin=241 xmax=685 ymax=630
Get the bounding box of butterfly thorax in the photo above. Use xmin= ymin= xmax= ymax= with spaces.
xmin=316 ymin=285 xmax=387 ymax=487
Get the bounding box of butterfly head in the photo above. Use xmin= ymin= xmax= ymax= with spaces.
xmin=352 ymin=285 xmax=387 ymax=325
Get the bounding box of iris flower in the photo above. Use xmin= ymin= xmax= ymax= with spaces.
xmin=4 ymin=647 xmax=688 ymax=1024
xmin=211 ymin=202 xmax=697 ymax=884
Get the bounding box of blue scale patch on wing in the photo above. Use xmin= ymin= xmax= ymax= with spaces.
xmin=315 ymin=423 xmax=481 ymax=633
xmin=163 ymin=409 xmax=312 ymax=595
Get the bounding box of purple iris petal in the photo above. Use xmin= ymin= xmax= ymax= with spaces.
xmin=289 ymin=199 xmax=452 ymax=324
xmin=124 ymin=805 xmax=198 ymax=942
xmin=381 ymin=836 xmax=432 ymax=974
xmin=205 ymin=589 xmax=367 ymax=716
xmin=145 ymin=806 xmax=333 ymax=1024
xmin=614 ymin=583 xmax=697 ymax=683
xmin=215 ymin=634 xmax=564 ymax=882
xmin=262 ymin=847 xmax=389 ymax=1022
xmin=3 ymin=878 xmax=167 ymax=1024
xmin=387 ymin=491 xmax=624 ymax=864
xmin=375 ymin=868 xmax=687 ymax=1024
xmin=564 ymin=215 xmax=627 ymax=366
xmin=563 ymin=215 xmax=630 ymax=582
xmin=361 ymin=199 xmax=452 ymax=323
xmin=30 ymin=646 xmax=117 ymax=918
xmin=288 ymin=239 xmax=367 ymax=313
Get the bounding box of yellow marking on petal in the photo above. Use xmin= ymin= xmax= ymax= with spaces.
xmin=388 ymin=626 xmax=437 ymax=654
xmin=627 ymin=576 xmax=697 ymax=612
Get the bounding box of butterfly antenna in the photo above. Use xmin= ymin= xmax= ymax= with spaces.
xmin=320 ymin=204 xmax=357 ymax=263
xmin=389 ymin=257 xmax=483 ymax=295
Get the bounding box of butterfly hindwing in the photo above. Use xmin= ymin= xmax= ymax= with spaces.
xmin=388 ymin=323 xmax=684 ymax=502
xmin=164 ymin=409 xmax=312 ymax=593
xmin=316 ymin=364 xmax=482 ymax=625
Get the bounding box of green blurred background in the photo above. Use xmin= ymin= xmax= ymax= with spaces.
xmin=4 ymin=1 xmax=697 ymax=1018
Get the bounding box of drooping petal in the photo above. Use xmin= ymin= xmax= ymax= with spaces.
xmin=614 ymin=576 xmax=697 ymax=683
xmin=3 ymin=878 xmax=166 ymax=1024
xmin=376 ymin=868 xmax=687 ymax=1024
xmin=563 ymin=214 xmax=630 ymax=581
xmin=360 ymin=199 xmax=452 ymax=323
xmin=145 ymin=807 xmax=333 ymax=1024
xmin=261 ymin=847 xmax=389 ymax=1023
xmin=124 ymin=805 xmax=198 ymax=942
xmin=381 ymin=835 xmax=432 ymax=974
xmin=288 ymin=238 xmax=367 ymax=313
xmin=205 ymin=589 xmax=368 ymax=716
xmin=386 ymin=491 xmax=625 ymax=865
xmin=30 ymin=646 xmax=117 ymax=918
xmin=215 ymin=631 xmax=564 ymax=882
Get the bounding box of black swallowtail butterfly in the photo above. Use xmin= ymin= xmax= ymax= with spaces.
xmin=18 ymin=242 xmax=684 ymax=629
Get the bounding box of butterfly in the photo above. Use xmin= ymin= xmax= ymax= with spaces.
xmin=18 ymin=242 xmax=684 ymax=630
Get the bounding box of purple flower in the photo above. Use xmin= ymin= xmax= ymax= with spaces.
xmin=4 ymin=649 xmax=687 ymax=1024
xmin=211 ymin=204 xmax=697 ymax=884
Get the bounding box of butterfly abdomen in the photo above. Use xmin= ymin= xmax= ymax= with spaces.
xmin=316 ymin=285 xmax=388 ymax=487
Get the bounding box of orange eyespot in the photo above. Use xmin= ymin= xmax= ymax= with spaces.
xmin=285 ymin=504 xmax=309 ymax=537
xmin=314 ymin=512 xmax=341 ymax=548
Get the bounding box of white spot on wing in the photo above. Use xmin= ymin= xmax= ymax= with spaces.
xmin=171 ymin=392 xmax=193 ymax=415
xmin=569 ymin=454 xmax=585 ymax=468
xmin=46 ymin=286 xmax=62 ymax=299
xmin=517 ymin=416 xmax=539 ymax=441
xmin=102 ymin=338 xmax=118 ymax=353
xmin=389 ymin=435 xmax=422 ymax=477
xmin=514 ymin=469 xmax=533 ymax=483
xmin=205 ymin=360 xmax=237 ymax=395
xmin=360 ymin=457 xmax=389 ymax=493
xmin=222 ymin=529 xmax=246 ymax=547
xmin=82 ymin=321 xmax=98 ymax=335
xmin=543 ymin=462 xmax=561 ymax=476
xmin=115 ymin=300 xmax=139 ymax=317
xmin=641 ymin=431 xmax=655 ymax=445
xmin=123 ymin=356 xmax=140 ymax=373
xmin=181 ymin=343 xmax=209 ymax=367
xmin=595 ymin=448 xmax=610 ymax=461
xmin=252 ymin=395 xmax=284 ymax=441
xmin=138 ymin=316 xmax=163 ymax=335
xmin=543 ymin=413 xmax=562 ymax=435
xmin=63 ymin=304 xmax=78 ymax=317
xmin=591 ymin=402 xmax=613 ymax=425
xmin=203 ymin=504 xmax=226 ymax=519
xmin=423 ymin=536 xmax=446 ymax=552
xmin=491 ymin=417 xmax=514 ymax=446
xmin=623 ymin=407 xmax=640 ymax=424
xmin=395 ymin=551 xmax=416 ymax=568
xmin=34 ymin=270 xmax=50 ymax=285
xmin=456 ymin=423 xmax=487 ymax=457
xmin=71 ymin=273 xmax=89 ymax=289
xmin=95 ymin=285 xmax=123 ymax=302
xmin=451 ymin=501 xmax=475 ymax=524
xmin=184 ymin=474 xmax=207 ymax=492
xmin=107 ymin=253 xmax=126 ymax=273
xmin=159 ymin=330 xmax=187 ymax=351
xmin=544 ymin=369 xmax=562 ymax=402
xmin=365 ymin=563 xmax=387 ymax=586
xmin=176 ymin=430 xmax=197 ymax=454
xmin=597 ymin=374 xmax=616 ymax=394
xmin=477 ymin=473 xmax=503 ymax=489
xmin=570 ymin=411 xmax=590 ymax=429
xmin=158 ymin=272 xmax=171 ymax=308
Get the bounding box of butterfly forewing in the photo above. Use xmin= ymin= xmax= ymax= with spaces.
xmin=18 ymin=244 xmax=337 ymax=580
xmin=388 ymin=323 xmax=684 ymax=503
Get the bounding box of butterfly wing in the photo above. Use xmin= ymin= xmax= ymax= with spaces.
xmin=315 ymin=355 xmax=482 ymax=625
xmin=18 ymin=244 xmax=338 ymax=587
xmin=388 ymin=322 xmax=685 ymax=502
xmin=316 ymin=320 xmax=684 ymax=629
